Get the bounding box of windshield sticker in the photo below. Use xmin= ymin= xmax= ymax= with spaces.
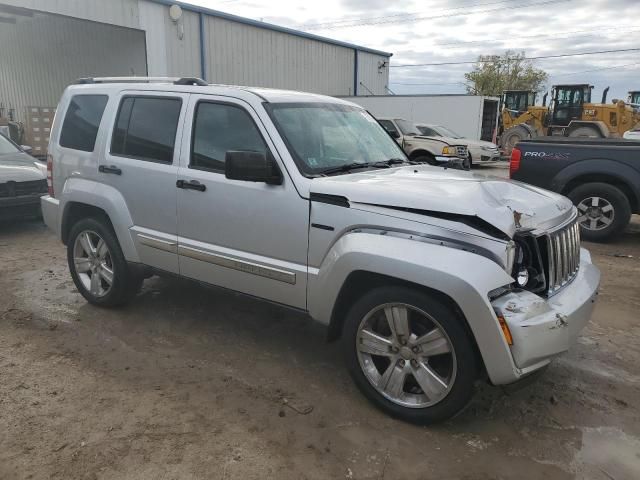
xmin=307 ymin=157 xmax=318 ymax=167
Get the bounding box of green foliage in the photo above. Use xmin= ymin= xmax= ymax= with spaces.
xmin=464 ymin=50 xmax=548 ymax=96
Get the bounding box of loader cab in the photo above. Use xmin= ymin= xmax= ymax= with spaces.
xmin=629 ymin=91 xmax=640 ymax=105
xmin=503 ymin=90 xmax=536 ymax=115
xmin=551 ymin=84 xmax=593 ymax=126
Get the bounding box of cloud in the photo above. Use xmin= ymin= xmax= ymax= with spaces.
xmin=192 ymin=0 xmax=639 ymax=100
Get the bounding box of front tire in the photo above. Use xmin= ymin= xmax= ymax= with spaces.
xmin=67 ymin=217 xmax=143 ymax=307
xmin=499 ymin=125 xmax=531 ymax=156
xmin=568 ymin=182 xmax=631 ymax=242
xmin=567 ymin=126 xmax=602 ymax=138
xmin=342 ymin=286 xmax=478 ymax=424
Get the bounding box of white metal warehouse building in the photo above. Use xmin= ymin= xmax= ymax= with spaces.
xmin=0 ymin=0 xmax=392 ymax=123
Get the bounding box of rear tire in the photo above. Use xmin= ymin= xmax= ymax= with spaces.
xmin=567 ymin=126 xmax=602 ymax=138
xmin=342 ymin=286 xmax=478 ymax=424
xmin=67 ymin=217 xmax=143 ymax=307
xmin=568 ymin=182 xmax=631 ymax=242
xmin=499 ymin=125 xmax=531 ymax=156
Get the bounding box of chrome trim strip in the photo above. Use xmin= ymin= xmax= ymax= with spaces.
xmin=137 ymin=233 xmax=178 ymax=253
xmin=177 ymin=245 xmax=296 ymax=285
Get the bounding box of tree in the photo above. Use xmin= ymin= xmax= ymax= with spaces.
xmin=464 ymin=50 xmax=548 ymax=96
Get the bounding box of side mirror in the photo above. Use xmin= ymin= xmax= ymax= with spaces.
xmin=225 ymin=150 xmax=282 ymax=185
xmin=21 ymin=145 xmax=33 ymax=155
xmin=389 ymin=130 xmax=401 ymax=139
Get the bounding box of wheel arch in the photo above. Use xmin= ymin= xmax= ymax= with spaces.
xmin=59 ymin=178 xmax=139 ymax=261
xmin=409 ymin=149 xmax=436 ymax=160
xmin=566 ymin=120 xmax=608 ymax=138
xmin=556 ymin=162 xmax=640 ymax=213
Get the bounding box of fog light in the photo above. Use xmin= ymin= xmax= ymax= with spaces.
xmin=516 ymin=268 xmax=529 ymax=287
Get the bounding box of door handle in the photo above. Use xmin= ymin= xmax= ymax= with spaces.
xmin=176 ymin=179 xmax=206 ymax=192
xmin=98 ymin=165 xmax=122 ymax=175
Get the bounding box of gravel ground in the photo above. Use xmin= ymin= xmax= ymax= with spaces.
xmin=1 ymin=163 xmax=639 ymax=479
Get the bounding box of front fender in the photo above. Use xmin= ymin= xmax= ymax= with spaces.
xmin=308 ymin=231 xmax=520 ymax=384
xmin=60 ymin=177 xmax=139 ymax=262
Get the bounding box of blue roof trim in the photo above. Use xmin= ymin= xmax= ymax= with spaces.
xmin=148 ymin=0 xmax=393 ymax=57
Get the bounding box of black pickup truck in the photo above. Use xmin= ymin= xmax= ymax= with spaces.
xmin=510 ymin=137 xmax=640 ymax=241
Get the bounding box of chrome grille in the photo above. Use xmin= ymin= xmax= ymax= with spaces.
xmin=546 ymin=220 xmax=581 ymax=294
xmin=456 ymin=146 xmax=468 ymax=158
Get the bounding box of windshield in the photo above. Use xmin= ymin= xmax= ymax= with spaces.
xmin=434 ymin=126 xmax=463 ymax=139
xmin=266 ymin=103 xmax=407 ymax=175
xmin=0 ymin=133 xmax=21 ymax=155
xmin=395 ymin=119 xmax=419 ymax=136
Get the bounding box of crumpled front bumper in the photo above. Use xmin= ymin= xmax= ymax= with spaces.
xmin=490 ymin=248 xmax=600 ymax=381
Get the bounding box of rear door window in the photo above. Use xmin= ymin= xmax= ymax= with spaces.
xmin=111 ymin=96 xmax=182 ymax=163
xmin=59 ymin=95 xmax=108 ymax=152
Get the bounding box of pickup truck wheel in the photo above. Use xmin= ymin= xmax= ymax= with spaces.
xmin=342 ymin=286 xmax=477 ymax=424
xmin=67 ymin=218 xmax=142 ymax=307
xmin=568 ymin=183 xmax=631 ymax=241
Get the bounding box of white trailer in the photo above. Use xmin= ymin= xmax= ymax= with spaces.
xmin=340 ymin=94 xmax=500 ymax=142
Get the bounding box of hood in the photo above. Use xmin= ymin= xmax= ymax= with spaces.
xmin=310 ymin=165 xmax=573 ymax=238
xmin=417 ymin=135 xmax=497 ymax=150
xmin=0 ymin=153 xmax=46 ymax=183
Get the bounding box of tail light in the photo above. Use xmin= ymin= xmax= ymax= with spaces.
xmin=509 ymin=147 xmax=521 ymax=178
xmin=46 ymin=154 xmax=54 ymax=197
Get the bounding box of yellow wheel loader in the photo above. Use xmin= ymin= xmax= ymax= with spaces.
xmin=499 ymin=84 xmax=640 ymax=154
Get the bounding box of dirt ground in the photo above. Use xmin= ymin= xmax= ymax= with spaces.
xmin=1 ymin=164 xmax=640 ymax=480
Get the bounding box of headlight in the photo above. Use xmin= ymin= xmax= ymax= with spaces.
xmin=442 ymin=146 xmax=456 ymax=155
xmin=516 ymin=268 xmax=530 ymax=287
xmin=481 ymin=145 xmax=496 ymax=151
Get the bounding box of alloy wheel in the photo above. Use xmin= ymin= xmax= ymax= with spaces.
xmin=355 ymin=303 xmax=457 ymax=408
xmin=73 ymin=230 xmax=114 ymax=297
xmin=577 ymin=196 xmax=615 ymax=231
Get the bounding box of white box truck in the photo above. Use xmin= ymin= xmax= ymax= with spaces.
xmin=340 ymin=94 xmax=500 ymax=143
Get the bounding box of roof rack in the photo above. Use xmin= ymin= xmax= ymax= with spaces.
xmin=75 ymin=77 xmax=208 ymax=86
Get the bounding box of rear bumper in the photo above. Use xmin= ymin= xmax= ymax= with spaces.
xmin=40 ymin=195 xmax=60 ymax=237
xmin=490 ymin=248 xmax=600 ymax=382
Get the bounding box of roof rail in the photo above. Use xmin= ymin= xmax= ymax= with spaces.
xmin=75 ymin=77 xmax=208 ymax=86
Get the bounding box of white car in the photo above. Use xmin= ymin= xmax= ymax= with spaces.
xmin=0 ymin=133 xmax=47 ymax=220
xmin=623 ymin=128 xmax=640 ymax=140
xmin=415 ymin=124 xmax=501 ymax=166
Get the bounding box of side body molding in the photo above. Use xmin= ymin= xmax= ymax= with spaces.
xmin=60 ymin=177 xmax=139 ymax=262
xmin=307 ymin=231 xmax=520 ymax=385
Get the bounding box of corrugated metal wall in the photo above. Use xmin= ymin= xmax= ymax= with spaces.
xmin=357 ymin=51 xmax=389 ymax=96
xmin=202 ymin=16 xmax=356 ymax=95
xmin=0 ymin=14 xmax=147 ymax=121
xmin=0 ymin=0 xmax=390 ymax=122
xmin=138 ymin=1 xmax=201 ymax=77
xmin=0 ymin=0 xmax=140 ymax=28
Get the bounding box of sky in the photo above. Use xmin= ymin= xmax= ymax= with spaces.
xmin=184 ymin=0 xmax=638 ymax=102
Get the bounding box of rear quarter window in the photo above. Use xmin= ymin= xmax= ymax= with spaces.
xmin=59 ymin=95 xmax=109 ymax=152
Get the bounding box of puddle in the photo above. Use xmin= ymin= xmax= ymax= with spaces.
xmin=575 ymin=427 xmax=640 ymax=479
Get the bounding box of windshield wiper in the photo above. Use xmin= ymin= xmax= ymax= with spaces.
xmin=371 ymin=158 xmax=414 ymax=168
xmin=318 ymin=162 xmax=373 ymax=176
